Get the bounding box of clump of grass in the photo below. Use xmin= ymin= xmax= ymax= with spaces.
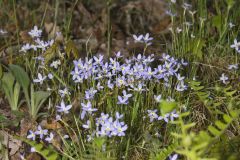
xmin=0 ymin=0 xmax=240 ymax=160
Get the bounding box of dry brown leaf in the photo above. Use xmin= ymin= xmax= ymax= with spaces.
xmin=9 ymin=138 xmax=22 ymax=156
xmin=51 ymin=136 xmax=63 ymax=151
xmin=119 ymin=0 xmax=171 ymax=34
xmin=77 ymin=2 xmax=94 ymax=23
xmin=0 ymin=130 xmax=22 ymax=156
xmin=5 ymin=23 xmax=16 ymax=33
xmin=20 ymin=118 xmax=35 ymax=137
xmin=44 ymin=22 xmax=54 ymax=34
xmin=40 ymin=119 xmax=62 ymax=130
xmin=20 ymin=31 xmax=32 ymax=43
xmin=44 ymin=22 xmax=63 ymax=42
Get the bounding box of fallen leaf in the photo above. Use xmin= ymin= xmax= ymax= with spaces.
xmin=20 ymin=118 xmax=35 ymax=137
xmin=0 ymin=130 xmax=22 ymax=156
xmin=20 ymin=31 xmax=32 ymax=43
xmin=40 ymin=119 xmax=62 ymax=130
xmin=44 ymin=22 xmax=54 ymax=34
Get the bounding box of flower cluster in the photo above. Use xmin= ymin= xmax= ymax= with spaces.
xmin=95 ymin=112 xmax=128 ymax=137
xmin=71 ymin=53 xmax=188 ymax=94
xmin=69 ymin=53 xmax=188 ymax=134
xmin=133 ymin=33 xmax=153 ymax=46
xmin=20 ymin=26 xmax=54 ymax=53
xmin=147 ymin=109 xmax=179 ymax=123
xmin=27 ymin=125 xmax=54 ymax=143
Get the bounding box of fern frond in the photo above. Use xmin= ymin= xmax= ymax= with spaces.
xmin=208 ymin=110 xmax=239 ymax=138
xmin=149 ymin=143 xmax=178 ymax=160
xmin=15 ymin=136 xmax=59 ymax=160
xmin=171 ymin=110 xmax=239 ymax=160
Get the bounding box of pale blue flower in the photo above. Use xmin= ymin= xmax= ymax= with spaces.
xmin=59 ymin=88 xmax=71 ymax=98
xmin=35 ymin=125 xmax=48 ymax=139
xmin=176 ymin=73 xmax=185 ymax=81
xmin=158 ymin=113 xmax=170 ymax=123
xmin=229 ymin=22 xmax=235 ymax=29
xmin=115 ymin=112 xmax=124 ymax=120
xmin=220 ymin=73 xmax=228 ymax=84
xmin=147 ymin=109 xmax=158 ymax=122
xmin=30 ymin=147 xmax=36 ymax=152
xmin=27 ymin=130 xmax=36 ymax=141
xmin=117 ymin=96 xmax=129 ymax=105
xmin=154 ymin=94 xmax=162 ymax=103
xmin=133 ymin=34 xmax=143 ymax=42
xmin=176 ymin=81 xmax=187 ymax=92
xmin=82 ymin=120 xmax=91 ymax=129
xmin=45 ymin=132 xmax=54 ymax=143
xmin=85 ymin=88 xmax=97 ymax=100
xmin=63 ymin=135 xmax=69 ymax=139
xmin=169 ymin=154 xmax=178 ymax=160
xmin=115 ymin=51 xmax=123 ymax=58
xmin=169 ymin=110 xmax=179 ymax=121
xmin=28 ymin=26 xmax=42 ymax=38
xmin=48 ymin=73 xmax=53 ymax=79
xmin=142 ymin=33 xmax=153 ymax=45
xmin=231 ymin=39 xmax=240 ymax=53
xmin=20 ymin=43 xmax=32 ymax=53
xmin=81 ymin=101 xmax=97 ymax=119
xmin=56 ymin=100 xmax=72 ymax=114
xmin=33 ymin=73 xmax=46 ymax=84
xmin=112 ymin=121 xmax=128 ymax=136
xmin=50 ymin=60 xmax=61 ymax=69
xmin=228 ymin=64 xmax=238 ymax=70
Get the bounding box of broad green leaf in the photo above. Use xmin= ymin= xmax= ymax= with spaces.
xmin=183 ymin=123 xmax=196 ymax=130
xmin=208 ymin=126 xmax=221 ymax=136
xmin=94 ymin=137 xmax=106 ymax=150
xmin=29 ymin=84 xmax=50 ymax=119
xmin=13 ymin=82 xmax=21 ymax=110
xmin=188 ymin=39 xmax=206 ymax=60
xmin=34 ymin=91 xmax=50 ymax=116
xmin=223 ymin=114 xmax=232 ymax=123
xmin=1 ymin=72 xmax=20 ymax=110
xmin=9 ymin=64 xmax=30 ymax=91
xmin=229 ymin=110 xmax=239 ymax=118
xmin=215 ymin=120 xmax=226 ymax=130
xmin=159 ymin=100 xmax=177 ymax=115
xmin=225 ymin=90 xmax=237 ymax=97
xmin=1 ymin=72 xmax=15 ymax=89
xmin=7 ymin=65 xmax=35 ymax=114
xmin=34 ymin=91 xmax=50 ymax=106
xmin=212 ymin=15 xmax=223 ymax=33
xmin=9 ymin=64 xmax=30 ymax=108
